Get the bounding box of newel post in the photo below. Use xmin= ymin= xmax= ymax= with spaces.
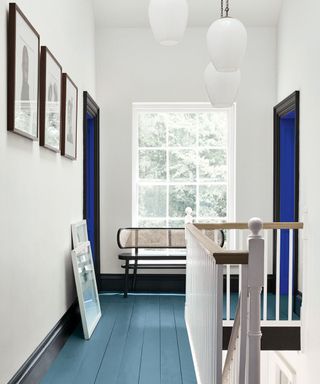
xmin=247 ymin=217 xmax=264 ymax=384
xmin=184 ymin=207 xmax=193 ymax=225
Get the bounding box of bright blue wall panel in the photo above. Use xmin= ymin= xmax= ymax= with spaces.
xmin=279 ymin=114 xmax=296 ymax=294
xmin=86 ymin=114 xmax=96 ymax=262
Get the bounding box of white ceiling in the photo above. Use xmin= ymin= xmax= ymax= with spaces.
xmin=93 ymin=0 xmax=283 ymax=28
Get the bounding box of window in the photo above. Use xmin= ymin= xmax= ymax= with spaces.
xmin=132 ymin=103 xmax=235 ymax=228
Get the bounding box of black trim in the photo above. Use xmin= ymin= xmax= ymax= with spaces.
xmin=8 ymin=302 xmax=79 ymax=384
xmin=273 ymin=91 xmax=300 ymax=308
xmin=83 ymin=92 xmax=101 ymax=289
xmin=100 ymin=273 xmax=277 ymax=294
xmin=100 ymin=273 xmax=186 ymax=293
xmin=223 ymin=326 xmax=300 ymax=350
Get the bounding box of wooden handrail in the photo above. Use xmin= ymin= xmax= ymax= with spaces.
xmin=186 ymin=224 xmax=248 ymax=265
xmin=194 ymin=222 xmax=303 ymax=230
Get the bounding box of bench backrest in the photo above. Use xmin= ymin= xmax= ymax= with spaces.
xmin=117 ymin=227 xmax=225 ymax=249
xmin=117 ymin=228 xmax=186 ymax=249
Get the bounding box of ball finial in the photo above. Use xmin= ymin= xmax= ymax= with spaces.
xmin=185 ymin=207 xmax=193 ymax=215
xmin=248 ymin=217 xmax=263 ymax=236
xmin=185 ymin=207 xmax=193 ymax=224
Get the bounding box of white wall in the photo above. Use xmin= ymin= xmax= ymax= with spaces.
xmin=0 ymin=0 xmax=95 ymax=382
xmin=276 ymin=0 xmax=320 ymax=381
xmin=96 ymin=27 xmax=276 ymax=273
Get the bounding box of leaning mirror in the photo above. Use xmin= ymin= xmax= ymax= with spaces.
xmin=71 ymin=220 xmax=88 ymax=247
xmin=71 ymin=241 xmax=101 ymax=339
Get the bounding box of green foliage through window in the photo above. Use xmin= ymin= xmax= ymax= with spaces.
xmin=135 ymin=108 xmax=231 ymax=228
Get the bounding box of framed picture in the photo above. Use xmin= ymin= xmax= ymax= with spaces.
xmin=8 ymin=3 xmax=40 ymax=140
xmin=61 ymin=73 xmax=78 ymax=159
xmin=40 ymin=46 xmax=62 ymax=152
xmin=71 ymin=242 xmax=101 ymax=339
xmin=71 ymin=220 xmax=88 ymax=248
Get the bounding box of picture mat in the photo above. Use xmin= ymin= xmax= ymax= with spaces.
xmin=44 ymin=52 xmax=61 ymax=150
xmin=64 ymin=77 xmax=77 ymax=158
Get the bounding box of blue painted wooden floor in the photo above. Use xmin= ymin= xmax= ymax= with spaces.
xmin=41 ymin=292 xmax=300 ymax=384
xmin=41 ymin=294 xmax=197 ymax=384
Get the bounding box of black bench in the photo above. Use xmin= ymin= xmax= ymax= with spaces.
xmin=117 ymin=227 xmax=224 ymax=297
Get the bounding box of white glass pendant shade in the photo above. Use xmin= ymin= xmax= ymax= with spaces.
xmin=204 ymin=63 xmax=240 ymax=107
xmin=149 ymin=0 xmax=188 ymax=46
xmin=207 ymin=18 xmax=247 ymax=72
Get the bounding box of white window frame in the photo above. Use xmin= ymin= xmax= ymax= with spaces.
xmin=132 ymin=102 xmax=236 ymax=228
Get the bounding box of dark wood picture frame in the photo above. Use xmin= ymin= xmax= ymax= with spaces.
xmin=39 ymin=46 xmax=62 ymax=152
xmin=273 ymin=91 xmax=300 ymax=300
xmin=61 ymin=73 xmax=78 ymax=160
xmin=8 ymin=3 xmax=40 ymax=140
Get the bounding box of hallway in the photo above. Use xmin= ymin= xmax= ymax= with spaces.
xmin=41 ymin=294 xmax=196 ymax=384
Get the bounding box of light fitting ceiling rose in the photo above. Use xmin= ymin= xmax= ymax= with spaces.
xmin=149 ymin=0 xmax=189 ymax=46
xmin=204 ymin=63 xmax=240 ymax=107
xmin=207 ymin=0 xmax=247 ymax=72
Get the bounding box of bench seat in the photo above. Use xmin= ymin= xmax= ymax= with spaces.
xmin=119 ymin=252 xmax=186 ymax=261
xmin=122 ymin=264 xmax=186 ymax=269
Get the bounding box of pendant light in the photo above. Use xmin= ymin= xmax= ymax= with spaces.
xmin=149 ymin=0 xmax=189 ymax=46
xmin=207 ymin=0 xmax=247 ymax=72
xmin=204 ymin=63 xmax=240 ymax=107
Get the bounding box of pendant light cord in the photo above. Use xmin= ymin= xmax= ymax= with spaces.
xmin=221 ymin=0 xmax=230 ymax=18
xmin=225 ymin=0 xmax=229 ymax=17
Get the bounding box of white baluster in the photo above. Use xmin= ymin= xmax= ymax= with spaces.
xmin=238 ymin=266 xmax=248 ymax=384
xmin=216 ymin=264 xmax=224 ymax=384
xmin=209 ymin=252 xmax=214 ymax=382
xmin=247 ymin=218 xmax=264 ymax=384
xmin=263 ymin=230 xmax=268 ymax=321
xmin=288 ymin=229 xmax=294 ymax=321
xmin=227 ymin=264 xmax=231 ymax=321
xmin=206 ymin=249 xmax=211 ymax=383
xmin=276 ymin=229 xmax=281 ymax=321
xmin=239 ymin=231 xmax=244 ymax=295
xmin=238 ymin=264 xmax=242 ymax=298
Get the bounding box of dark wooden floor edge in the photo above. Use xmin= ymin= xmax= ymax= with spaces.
xmin=100 ymin=273 xmax=186 ymax=293
xmin=223 ymin=326 xmax=301 ymax=351
xmin=99 ymin=274 xmax=303 ymax=303
xmin=8 ymin=301 xmax=80 ymax=384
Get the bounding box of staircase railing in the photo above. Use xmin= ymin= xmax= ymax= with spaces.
xmin=185 ymin=218 xmax=264 ymax=384
xmin=194 ymin=221 xmax=304 ymax=324
xmin=185 ymin=217 xmax=304 ymax=384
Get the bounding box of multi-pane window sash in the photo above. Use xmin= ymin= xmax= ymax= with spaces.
xmin=133 ymin=104 xmax=235 ymax=228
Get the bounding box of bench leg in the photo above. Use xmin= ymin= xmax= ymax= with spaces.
xmin=133 ymin=260 xmax=138 ymax=291
xmin=124 ymin=260 xmax=129 ymax=298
